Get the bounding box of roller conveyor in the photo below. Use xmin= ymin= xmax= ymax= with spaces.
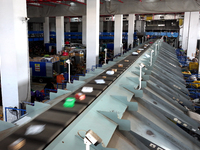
xmin=0 ymin=41 xmax=154 ymax=149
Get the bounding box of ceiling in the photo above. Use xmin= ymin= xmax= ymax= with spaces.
xmin=26 ymin=0 xmax=200 ymax=17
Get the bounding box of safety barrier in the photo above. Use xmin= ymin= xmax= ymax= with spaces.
xmin=5 ymin=107 xmax=26 ymax=122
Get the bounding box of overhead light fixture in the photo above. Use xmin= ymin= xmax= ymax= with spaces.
xmin=70 ymin=2 xmax=76 ymax=6
xmin=29 ymin=3 xmax=40 ymax=6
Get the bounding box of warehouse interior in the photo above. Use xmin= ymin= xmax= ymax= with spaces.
xmin=1 ymin=0 xmax=200 ymax=149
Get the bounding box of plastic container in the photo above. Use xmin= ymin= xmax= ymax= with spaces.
xmin=63 ymin=97 xmax=76 ymax=108
xmin=189 ymin=62 xmax=198 ymax=70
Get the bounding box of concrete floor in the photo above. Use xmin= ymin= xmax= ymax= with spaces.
xmin=31 ymin=82 xmax=46 ymax=91
xmin=31 ymin=82 xmax=65 ymax=91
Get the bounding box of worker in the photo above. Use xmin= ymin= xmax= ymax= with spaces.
xmin=56 ymin=73 xmax=65 ymax=84
xmin=65 ymin=41 xmax=70 ymax=46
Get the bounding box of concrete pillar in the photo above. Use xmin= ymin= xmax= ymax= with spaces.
xmin=179 ymin=26 xmax=183 ymax=47
xmin=86 ymin=0 xmax=100 ymax=70
xmin=100 ymin=21 xmax=104 ymax=32
xmin=182 ymin=12 xmax=190 ymax=50
xmin=114 ymin=15 xmax=123 ymax=56
xmin=44 ymin=17 xmax=50 ymax=43
xmin=65 ymin=22 xmax=70 ymax=32
xmin=82 ymin=15 xmax=86 ymax=45
xmin=107 ymin=21 xmax=112 ymax=32
xmin=56 ymin=16 xmax=64 ymax=54
xmin=128 ymin=14 xmax=135 ymax=48
xmin=187 ymin=12 xmax=199 ymax=59
xmin=50 ymin=22 xmax=56 ymax=32
xmin=0 ymin=0 xmax=30 ymax=122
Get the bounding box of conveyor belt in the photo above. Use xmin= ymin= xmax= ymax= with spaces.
xmin=0 ymin=42 xmax=154 ymax=150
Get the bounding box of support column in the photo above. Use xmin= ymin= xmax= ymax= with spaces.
xmin=128 ymin=14 xmax=135 ymax=48
xmin=114 ymin=15 xmax=123 ymax=56
xmin=187 ymin=12 xmax=199 ymax=59
xmin=56 ymin=16 xmax=64 ymax=54
xmin=179 ymin=26 xmax=183 ymax=47
xmin=82 ymin=15 xmax=86 ymax=46
xmin=43 ymin=17 xmax=49 ymax=43
xmin=0 ymin=0 xmax=30 ymax=122
xmin=182 ymin=12 xmax=190 ymax=50
xmin=86 ymin=0 xmax=100 ymax=70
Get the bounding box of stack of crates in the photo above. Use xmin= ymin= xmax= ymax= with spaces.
xmin=189 ymin=62 xmax=199 ymax=71
xmin=184 ymin=74 xmax=200 ymax=99
xmin=176 ymin=48 xmax=189 ymax=67
xmin=177 ymin=56 xmax=189 ymax=67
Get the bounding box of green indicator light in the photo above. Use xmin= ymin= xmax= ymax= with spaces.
xmin=63 ymin=97 xmax=76 ymax=108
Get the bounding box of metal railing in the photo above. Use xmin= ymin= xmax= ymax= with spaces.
xmin=5 ymin=107 xmax=26 ymax=122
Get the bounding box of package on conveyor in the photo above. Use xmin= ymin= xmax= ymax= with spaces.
xmin=60 ymin=56 xmax=69 ymax=60
xmin=30 ymin=57 xmax=44 ymax=62
xmin=190 ymin=81 xmax=200 ymax=88
xmin=75 ymin=52 xmax=79 ymax=56
xmin=42 ymin=57 xmax=54 ymax=62
xmin=182 ymin=71 xmax=191 ymax=75
xmin=118 ymin=64 xmax=123 ymax=67
xmin=65 ymin=47 xmax=72 ymax=51
xmin=132 ymin=52 xmax=138 ymax=56
xmin=74 ymin=51 xmax=84 ymax=57
xmin=29 ymin=57 xmax=33 ymax=62
xmin=69 ymin=52 xmax=75 ymax=57
xmin=49 ymin=55 xmax=60 ymax=61
xmin=65 ymin=46 xmax=76 ymax=51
